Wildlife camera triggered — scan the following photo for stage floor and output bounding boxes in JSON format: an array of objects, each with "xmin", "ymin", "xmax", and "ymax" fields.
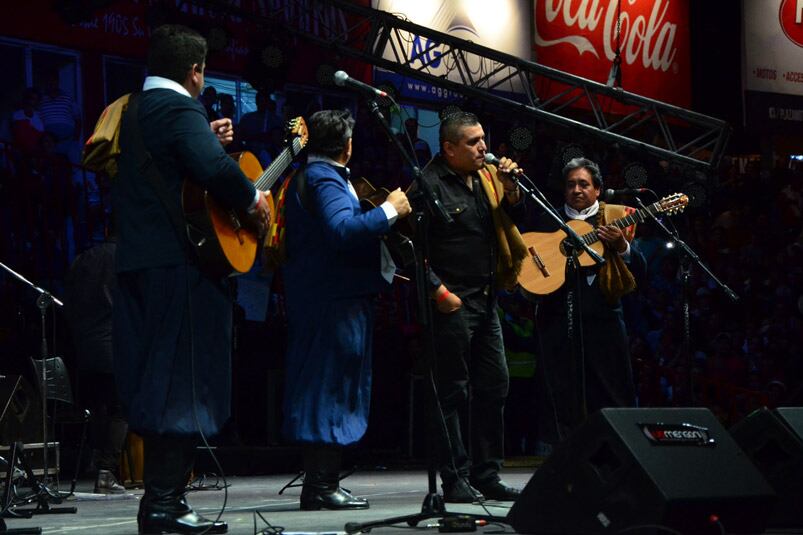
[
  {"xmin": 4, "ymin": 469, "xmax": 528, "ymax": 534},
  {"xmin": 3, "ymin": 468, "xmax": 798, "ymax": 534}
]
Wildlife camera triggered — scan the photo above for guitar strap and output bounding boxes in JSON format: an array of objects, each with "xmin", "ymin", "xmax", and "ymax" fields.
[
  {"xmin": 295, "ymin": 166, "xmax": 310, "ymax": 211},
  {"xmin": 123, "ymin": 93, "xmax": 194, "ymax": 258}
]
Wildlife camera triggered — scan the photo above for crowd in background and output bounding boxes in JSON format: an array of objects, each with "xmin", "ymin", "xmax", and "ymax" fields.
[{"xmin": 1, "ymin": 87, "xmax": 801, "ymax": 456}]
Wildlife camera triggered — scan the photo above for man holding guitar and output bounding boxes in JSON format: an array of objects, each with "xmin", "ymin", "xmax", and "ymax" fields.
[
  {"xmin": 281, "ymin": 109, "xmax": 411, "ymax": 511},
  {"xmin": 112, "ymin": 25, "xmax": 269, "ymax": 534},
  {"xmin": 533, "ymin": 157, "xmax": 646, "ymax": 450}
]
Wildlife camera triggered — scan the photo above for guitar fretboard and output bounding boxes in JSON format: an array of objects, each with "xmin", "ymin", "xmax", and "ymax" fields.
[
  {"xmin": 578, "ymin": 202, "xmax": 662, "ymax": 246},
  {"xmin": 253, "ymin": 137, "xmax": 304, "ymax": 192}
]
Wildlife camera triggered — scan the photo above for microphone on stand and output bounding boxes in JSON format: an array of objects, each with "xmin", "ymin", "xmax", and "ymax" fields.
[
  {"xmin": 603, "ymin": 187, "xmax": 649, "ymax": 202},
  {"xmin": 333, "ymin": 70, "xmax": 388, "ymax": 98},
  {"xmin": 483, "ymin": 153, "xmax": 524, "ymax": 174}
]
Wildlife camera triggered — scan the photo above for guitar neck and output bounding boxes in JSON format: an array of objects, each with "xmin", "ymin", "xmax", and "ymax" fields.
[
  {"xmin": 253, "ymin": 138, "xmax": 303, "ymax": 192},
  {"xmin": 579, "ymin": 202, "xmax": 662, "ymax": 246}
]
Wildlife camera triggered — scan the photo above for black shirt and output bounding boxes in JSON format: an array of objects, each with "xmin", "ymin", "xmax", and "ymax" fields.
[{"xmin": 415, "ymin": 154, "xmax": 514, "ymax": 295}]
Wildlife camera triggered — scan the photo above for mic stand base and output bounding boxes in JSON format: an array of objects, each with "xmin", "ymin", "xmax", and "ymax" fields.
[
  {"xmin": 0, "ymin": 520, "xmax": 42, "ymax": 535},
  {"xmin": 345, "ymin": 493, "xmax": 502, "ymax": 534},
  {"xmin": 5, "ymin": 444, "xmax": 76, "ymax": 517}
]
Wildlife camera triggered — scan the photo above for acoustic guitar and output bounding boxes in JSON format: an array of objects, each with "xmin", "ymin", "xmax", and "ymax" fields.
[
  {"xmin": 351, "ymin": 176, "xmax": 416, "ymax": 271},
  {"xmin": 518, "ymin": 193, "xmax": 688, "ymax": 296},
  {"xmin": 182, "ymin": 117, "xmax": 308, "ymax": 277}
]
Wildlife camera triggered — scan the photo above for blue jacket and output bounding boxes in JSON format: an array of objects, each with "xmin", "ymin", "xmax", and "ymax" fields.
[{"xmin": 282, "ymin": 160, "xmax": 390, "ymax": 305}]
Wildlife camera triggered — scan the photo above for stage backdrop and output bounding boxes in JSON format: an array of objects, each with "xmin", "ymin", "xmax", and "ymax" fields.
[
  {"xmin": 371, "ymin": 0, "xmax": 532, "ymax": 103},
  {"xmin": 0, "ymin": 0, "xmax": 372, "ymax": 84},
  {"xmin": 743, "ymin": 0, "xmax": 803, "ymax": 133},
  {"xmin": 532, "ymin": 0, "xmax": 691, "ymax": 111}
]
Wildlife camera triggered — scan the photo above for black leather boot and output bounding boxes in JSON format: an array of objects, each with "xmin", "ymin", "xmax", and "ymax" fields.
[
  {"xmin": 299, "ymin": 445, "xmax": 369, "ymax": 511},
  {"xmin": 138, "ymin": 435, "xmax": 227, "ymax": 534},
  {"xmin": 138, "ymin": 491, "xmax": 228, "ymax": 534}
]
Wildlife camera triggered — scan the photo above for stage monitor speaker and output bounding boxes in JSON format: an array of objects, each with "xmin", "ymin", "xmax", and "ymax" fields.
[
  {"xmin": 730, "ymin": 407, "xmax": 803, "ymax": 529},
  {"xmin": 0, "ymin": 374, "xmax": 42, "ymax": 445},
  {"xmin": 508, "ymin": 408, "xmax": 776, "ymax": 534}
]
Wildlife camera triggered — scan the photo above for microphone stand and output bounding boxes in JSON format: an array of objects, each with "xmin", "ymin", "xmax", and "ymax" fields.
[
  {"xmin": 344, "ymin": 98, "xmax": 503, "ymax": 534},
  {"xmin": 510, "ymin": 172, "xmax": 605, "ymax": 430},
  {"xmin": 631, "ymin": 197, "xmax": 738, "ymax": 405},
  {"xmin": 0, "ymin": 262, "xmax": 76, "ymax": 517}
]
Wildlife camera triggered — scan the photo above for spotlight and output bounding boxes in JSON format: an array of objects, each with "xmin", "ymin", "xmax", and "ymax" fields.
[
  {"xmin": 316, "ymin": 64, "xmax": 336, "ymax": 86},
  {"xmin": 559, "ymin": 143, "xmax": 585, "ymax": 165},
  {"xmin": 623, "ymin": 162, "xmax": 648, "ymax": 188},
  {"xmin": 439, "ymin": 105, "xmax": 462, "ymax": 120},
  {"xmin": 261, "ymin": 46, "xmax": 284, "ymax": 69},
  {"xmin": 665, "ymin": 241, "xmax": 675, "ymax": 249},
  {"xmin": 509, "ymin": 126, "xmax": 533, "ymax": 151}
]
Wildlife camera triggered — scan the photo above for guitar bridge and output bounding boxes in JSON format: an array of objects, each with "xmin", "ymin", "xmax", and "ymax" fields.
[
  {"xmin": 228, "ymin": 211, "xmax": 245, "ymax": 245},
  {"xmin": 528, "ymin": 246, "xmax": 550, "ymax": 277}
]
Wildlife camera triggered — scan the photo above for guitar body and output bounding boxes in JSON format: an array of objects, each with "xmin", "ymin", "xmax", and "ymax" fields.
[
  {"xmin": 517, "ymin": 193, "xmax": 689, "ymax": 297},
  {"xmin": 518, "ymin": 219, "xmax": 604, "ymax": 296},
  {"xmin": 180, "ymin": 117, "xmax": 308, "ymax": 278},
  {"xmin": 182, "ymin": 151, "xmax": 275, "ymax": 277}
]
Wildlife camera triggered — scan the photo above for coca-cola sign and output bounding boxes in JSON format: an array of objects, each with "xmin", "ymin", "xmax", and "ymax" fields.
[
  {"xmin": 780, "ymin": 0, "xmax": 803, "ymax": 48},
  {"xmin": 532, "ymin": 0, "xmax": 691, "ymax": 109}
]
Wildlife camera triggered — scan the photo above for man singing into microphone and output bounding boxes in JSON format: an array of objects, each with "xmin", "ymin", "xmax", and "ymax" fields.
[
  {"xmin": 534, "ymin": 157, "xmax": 646, "ymax": 449},
  {"xmin": 413, "ymin": 111, "xmax": 528, "ymax": 503}
]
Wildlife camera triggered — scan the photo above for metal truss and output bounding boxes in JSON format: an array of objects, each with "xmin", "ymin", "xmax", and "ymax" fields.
[{"xmin": 202, "ymin": 0, "xmax": 731, "ymax": 171}]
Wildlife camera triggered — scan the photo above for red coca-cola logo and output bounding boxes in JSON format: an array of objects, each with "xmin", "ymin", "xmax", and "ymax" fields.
[
  {"xmin": 533, "ymin": 0, "xmax": 680, "ymax": 72},
  {"xmin": 780, "ymin": 0, "xmax": 803, "ymax": 48},
  {"xmin": 531, "ymin": 0, "xmax": 691, "ymax": 108}
]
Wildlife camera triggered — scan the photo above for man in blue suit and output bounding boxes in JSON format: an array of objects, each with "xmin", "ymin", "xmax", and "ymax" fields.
[
  {"xmin": 112, "ymin": 25, "xmax": 270, "ymax": 534},
  {"xmin": 282, "ymin": 109, "xmax": 411, "ymax": 510}
]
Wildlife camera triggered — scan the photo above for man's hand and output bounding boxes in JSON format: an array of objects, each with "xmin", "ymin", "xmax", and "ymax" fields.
[
  {"xmin": 210, "ymin": 118, "xmax": 234, "ymax": 147},
  {"xmin": 432, "ymin": 284, "xmax": 462, "ymax": 313},
  {"xmin": 248, "ymin": 192, "xmax": 271, "ymax": 236},
  {"xmin": 495, "ymin": 156, "xmax": 521, "ymax": 201},
  {"xmin": 597, "ymin": 224, "xmax": 628, "ymax": 254},
  {"xmin": 387, "ymin": 188, "xmax": 412, "ymax": 218}
]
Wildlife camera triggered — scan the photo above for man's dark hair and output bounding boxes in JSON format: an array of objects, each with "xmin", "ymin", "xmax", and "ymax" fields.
[
  {"xmin": 562, "ymin": 157, "xmax": 603, "ymax": 189},
  {"xmin": 306, "ymin": 109, "xmax": 355, "ymax": 160},
  {"xmin": 439, "ymin": 111, "xmax": 480, "ymax": 149},
  {"xmin": 147, "ymin": 24, "xmax": 207, "ymax": 84}
]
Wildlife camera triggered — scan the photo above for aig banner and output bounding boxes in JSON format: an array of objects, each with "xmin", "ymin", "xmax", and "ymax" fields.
[
  {"xmin": 371, "ymin": 0, "xmax": 532, "ymax": 102},
  {"xmin": 532, "ymin": 0, "xmax": 691, "ymax": 109},
  {"xmin": 743, "ymin": 0, "xmax": 803, "ymax": 131}
]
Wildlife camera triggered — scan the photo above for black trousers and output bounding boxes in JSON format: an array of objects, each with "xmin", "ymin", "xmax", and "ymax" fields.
[
  {"xmin": 80, "ymin": 371, "xmax": 128, "ymax": 473},
  {"xmin": 141, "ymin": 434, "xmax": 197, "ymax": 504},
  {"xmin": 430, "ymin": 292, "xmax": 509, "ymax": 485}
]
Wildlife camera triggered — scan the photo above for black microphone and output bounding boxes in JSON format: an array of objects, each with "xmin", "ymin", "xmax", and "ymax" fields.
[
  {"xmin": 603, "ymin": 187, "xmax": 648, "ymax": 201},
  {"xmin": 333, "ymin": 70, "xmax": 388, "ymax": 97},
  {"xmin": 483, "ymin": 153, "xmax": 523, "ymax": 174}
]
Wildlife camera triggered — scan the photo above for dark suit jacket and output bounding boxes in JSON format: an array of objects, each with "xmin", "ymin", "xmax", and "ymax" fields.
[{"xmin": 113, "ymin": 88, "xmax": 255, "ymax": 272}]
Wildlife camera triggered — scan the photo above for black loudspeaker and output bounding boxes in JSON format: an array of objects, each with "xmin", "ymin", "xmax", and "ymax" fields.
[
  {"xmin": 730, "ymin": 407, "xmax": 803, "ymax": 528},
  {"xmin": 508, "ymin": 408, "xmax": 776, "ymax": 534},
  {"xmin": 0, "ymin": 374, "xmax": 42, "ymax": 445}
]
